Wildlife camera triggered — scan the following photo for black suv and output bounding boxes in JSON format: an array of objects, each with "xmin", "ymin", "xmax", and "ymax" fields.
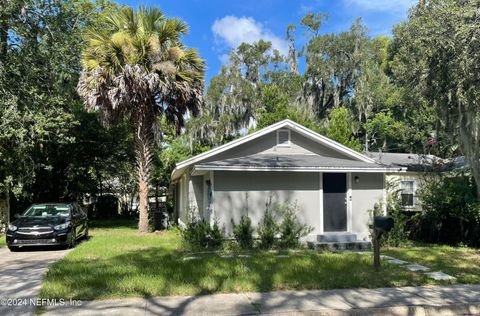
[{"xmin": 6, "ymin": 203, "xmax": 88, "ymax": 251}]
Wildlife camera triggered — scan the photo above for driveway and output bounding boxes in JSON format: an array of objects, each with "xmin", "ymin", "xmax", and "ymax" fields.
[{"xmin": 0, "ymin": 247, "xmax": 70, "ymax": 316}]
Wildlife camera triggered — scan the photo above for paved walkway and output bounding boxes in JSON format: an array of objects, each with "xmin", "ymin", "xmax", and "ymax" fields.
[
  {"xmin": 380, "ymin": 254, "xmax": 457, "ymax": 280},
  {"xmin": 43, "ymin": 284, "xmax": 480, "ymax": 315},
  {"xmin": 0, "ymin": 246, "xmax": 70, "ymax": 316}
]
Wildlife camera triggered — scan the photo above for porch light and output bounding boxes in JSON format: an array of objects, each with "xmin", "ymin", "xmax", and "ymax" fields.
[{"xmin": 354, "ymin": 176, "xmax": 360, "ymax": 183}]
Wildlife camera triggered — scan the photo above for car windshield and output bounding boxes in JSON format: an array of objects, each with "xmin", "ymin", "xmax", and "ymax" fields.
[{"xmin": 22, "ymin": 205, "xmax": 71, "ymax": 217}]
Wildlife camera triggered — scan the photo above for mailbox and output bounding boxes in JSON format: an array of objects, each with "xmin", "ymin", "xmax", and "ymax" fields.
[
  {"xmin": 373, "ymin": 216, "xmax": 394, "ymax": 233},
  {"xmin": 372, "ymin": 216, "xmax": 394, "ymax": 272}
]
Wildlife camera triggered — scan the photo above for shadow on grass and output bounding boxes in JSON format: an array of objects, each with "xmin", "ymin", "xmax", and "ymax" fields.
[
  {"xmin": 90, "ymin": 218, "xmax": 138, "ymax": 229},
  {"xmin": 41, "ymin": 245, "xmax": 430, "ymax": 303},
  {"xmin": 40, "ymin": 245, "xmax": 480, "ymax": 315}
]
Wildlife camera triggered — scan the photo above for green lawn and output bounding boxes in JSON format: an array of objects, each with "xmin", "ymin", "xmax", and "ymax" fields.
[
  {"xmin": 384, "ymin": 244, "xmax": 480, "ymax": 284},
  {"xmin": 0, "ymin": 234, "xmax": 5, "ymax": 248},
  {"xmin": 40, "ymin": 219, "xmax": 477, "ymax": 300}
]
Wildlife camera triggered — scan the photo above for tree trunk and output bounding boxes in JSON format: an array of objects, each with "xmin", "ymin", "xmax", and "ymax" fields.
[
  {"xmin": 458, "ymin": 103, "xmax": 480, "ymax": 200},
  {"xmin": 136, "ymin": 132, "xmax": 152, "ymax": 234}
]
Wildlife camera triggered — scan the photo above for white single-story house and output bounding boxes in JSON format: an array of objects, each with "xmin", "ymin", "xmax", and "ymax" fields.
[
  {"xmin": 366, "ymin": 153, "xmax": 467, "ymax": 212},
  {"xmin": 171, "ymin": 120, "xmax": 405, "ymax": 246},
  {"xmin": 366, "ymin": 153, "xmax": 438, "ymax": 212}
]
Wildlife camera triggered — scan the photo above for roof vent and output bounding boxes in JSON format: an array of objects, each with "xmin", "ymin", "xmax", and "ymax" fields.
[{"xmin": 277, "ymin": 129, "xmax": 290, "ymax": 147}]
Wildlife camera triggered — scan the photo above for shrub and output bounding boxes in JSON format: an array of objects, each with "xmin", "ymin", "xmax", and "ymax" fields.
[
  {"xmin": 209, "ymin": 220, "xmax": 224, "ymax": 249},
  {"xmin": 411, "ymin": 172, "xmax": 480, "ymax": 247},
  {"xmin": 180, "ymin": 210, "xmax": 224, "ymax": 249},
  {"xmin": 232, "ymin": 216, "xmax": 254, "ymax": 249},
  {"xmin": 383, "ymin": 194, "xmax": 411, "ymax": 247},
  {"xmin": 278, "ymin": 202, "xmax": 313, "ymax": 249},
  {"xmin": 257, "ymin": 206, "xmax": 279, "ymax": 249}
]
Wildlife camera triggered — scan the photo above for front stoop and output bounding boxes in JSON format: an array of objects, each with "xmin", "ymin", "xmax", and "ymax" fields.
[{"xmin": 307, "ymin": 233, "xmax": 372, "ymax": 251}]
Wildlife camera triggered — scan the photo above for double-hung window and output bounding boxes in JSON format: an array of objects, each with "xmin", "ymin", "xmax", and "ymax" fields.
[{"xmin": 400, "ymin": 180, "xmax": 416, "ymax": 207}]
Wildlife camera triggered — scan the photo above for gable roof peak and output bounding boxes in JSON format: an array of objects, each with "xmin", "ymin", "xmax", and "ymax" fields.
[{"xmin": 171, "ymin": 119, "xmax": 375, "ymax": 180}]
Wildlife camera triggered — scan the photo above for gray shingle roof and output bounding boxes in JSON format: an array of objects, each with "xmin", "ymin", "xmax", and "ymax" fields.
[
  {"xmin": 196, "ymin": 154, "xmax": 397, "ymax": 170},
  {"xmin": 366, "ymin": 152, "xmax": 439, "ymax": 168},
  {"xmin": 365, "ymin": 152, "xmax": 467, "ymax": 172}
]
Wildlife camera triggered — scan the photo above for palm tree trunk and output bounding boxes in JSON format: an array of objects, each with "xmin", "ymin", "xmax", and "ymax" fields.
[{"xmin": 136, "ymin": 129, "xmax": 152, "ymax": 234}]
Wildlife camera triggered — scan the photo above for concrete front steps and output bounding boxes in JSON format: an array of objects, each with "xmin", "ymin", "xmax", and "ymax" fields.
[{"xmin": 307, "ymin": 233, "xmax": 372, "ymax": 251}]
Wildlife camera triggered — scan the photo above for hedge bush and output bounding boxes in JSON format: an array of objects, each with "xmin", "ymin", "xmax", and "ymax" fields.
[
  {"xmin": 411, "ymin": 173, "xmax": 480, "ymax": 247},
  {"xmin": 232, "ymin": 216, "xmax": 254, "ymax": 249},
  {"xmin": 180, "ymin": 210, "xmax": 223, "ymax": 249}
]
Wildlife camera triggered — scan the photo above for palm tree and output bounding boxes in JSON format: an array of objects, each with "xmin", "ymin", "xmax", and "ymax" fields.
[{"xmin": 78, "ymin": 6, "xmax": 205, "ymax": 233}]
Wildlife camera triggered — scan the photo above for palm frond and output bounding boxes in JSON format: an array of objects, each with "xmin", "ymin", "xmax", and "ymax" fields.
[{"xmin": 78, "ymin": 5, "xmax": 205, "ymax": 131}]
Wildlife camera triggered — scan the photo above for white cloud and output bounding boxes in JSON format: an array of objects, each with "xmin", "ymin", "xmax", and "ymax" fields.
[
  {"xmin": 219, "ymin": 53, "xmax": 230, "ymax": 65},
  {"xmin": 346, "ymin": 0, "xmax": 416, "ymax": 12},
  {"xmin": 212, "ymin": 16, "xmax": 288, "ymax": 57}
]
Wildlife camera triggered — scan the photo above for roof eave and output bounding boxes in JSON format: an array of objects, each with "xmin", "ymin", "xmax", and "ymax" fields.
[{"xmin": 191, "ymin": 165, "xmax": 406, "ymax": 175}]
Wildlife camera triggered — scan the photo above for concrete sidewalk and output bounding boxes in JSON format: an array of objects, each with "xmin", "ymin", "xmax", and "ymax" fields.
[
  {"xmin": 43, "ymin": 284, "xmax": 480, "ymax": 316},
  {"xmin": 0, "ymin": 247, "xmax": 70, "ymax": 316}
]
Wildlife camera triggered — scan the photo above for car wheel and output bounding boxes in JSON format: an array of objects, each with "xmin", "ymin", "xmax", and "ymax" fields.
[
  {"xmin": 70, "ymin": 231, "xmax": 77, "ymax": 248},
  {"xmin": 8, "ymin": 246, "xmax": 18, "ymax": 252},
  {"xmin": 84, "ymin": 225, "xmax": 89, "ymax": 240}
]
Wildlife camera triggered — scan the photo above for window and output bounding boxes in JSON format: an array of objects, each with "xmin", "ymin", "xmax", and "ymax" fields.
[
  {"xmin": 277, "ymin": 129, "xmax": 290, "ymax": 147},
  {"xmin": 400, "ymin": 180, "xmax": 416, "ymax": 207}
]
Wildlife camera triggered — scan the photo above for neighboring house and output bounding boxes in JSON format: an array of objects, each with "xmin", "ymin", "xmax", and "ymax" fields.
[
  {"xmin": 171, "ymin": 119, "xmax": 405, "ymax": 248},
  {"xmin": 366, "ymin": 153, "xmax": 440, "ymax": 212},
  {"xmin": 366, "ymin": 153, "xmax": 467, "ymax": 212}
]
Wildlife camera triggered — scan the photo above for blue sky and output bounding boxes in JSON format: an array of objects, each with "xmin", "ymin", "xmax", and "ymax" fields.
[{"xmin": 116, "ymin": 0, "xmax": 416, "ymax": 82}]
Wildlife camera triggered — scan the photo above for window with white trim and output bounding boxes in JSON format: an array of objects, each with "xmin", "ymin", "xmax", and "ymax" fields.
[
  {"xmin": 400, "ymin": 180, "xmax": 416, "ymax": 207},
  {"xmin": 277, "ymin": 129, "xmax": 290, "ymax": 147}
]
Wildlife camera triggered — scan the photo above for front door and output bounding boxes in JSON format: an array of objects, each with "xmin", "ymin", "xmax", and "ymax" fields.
[{"xmin": 323, "ymin": 173, "xmax": 347, "ymax": 232}]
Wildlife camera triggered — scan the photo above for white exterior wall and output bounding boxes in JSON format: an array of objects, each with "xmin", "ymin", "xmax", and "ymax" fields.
[
  {"xmin": 213, "ymin": 171, "xmax": 321, "ymax": 236},
  {"xmin": 351, "ymin": 172, "xmax": 385, "ymax": 241},
  {"xmin": 189, "ymin": 176, "xmax": 204, "ymax": 215},
  {"xmin": 180, "ymin": 170, "xmax": 386, "ymax": 241},
  {"xmin": 178, "ymin": 174, "xmax": 189, "ymax": 225},
  {"xmin": 386, "ymin": 172, "xmax": 426, "ymax": 212}
]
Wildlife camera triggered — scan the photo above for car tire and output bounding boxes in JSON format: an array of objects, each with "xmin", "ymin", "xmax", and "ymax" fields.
[
  {"xmin": 70, "ymin": 231, "xmax": 77, "ymax": 248},
  {"xmin": 84, "ymin": 225, "xmax": 89, "ymax": 240},
  {"xmin": 8, "ymin": 246, "xmax": 18, "ymax": 252}
]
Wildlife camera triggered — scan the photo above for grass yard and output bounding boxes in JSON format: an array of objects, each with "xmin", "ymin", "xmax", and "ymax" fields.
[
  {"xmin": 40, "ymin": 219, "xmax": 476, "ymax": 300},
  {"xmin": 0, "ymin": 234, "xmax": 5, "ymax": 247},
  {"xmin": 384, "ymin": 244, "xmax": 480, "ymax": 284}
]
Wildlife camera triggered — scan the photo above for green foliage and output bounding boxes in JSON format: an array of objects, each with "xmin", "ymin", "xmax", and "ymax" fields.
[
  {"xmin": 255, "ymin": 84, "xmax": 322, "ymax": 134},
  {"xmin": 0, "ymin": 0, "xmax": 132, "ymax": 213},
  {"xmin": 383, "ymin": 194, "xmax": 410, "ymax": 247},
  {"xmin": 389, "ymin": 0, "xmax": 480, "ymax": 194},
  {"xmin": 412, "ymin": 173, "xmax": 480, "ymax": 247},
  {"xmin": 257, "ymin": 206, "xmax": 279, "ymax": 249},
  {"xmin": 300, "ymin": 12, "xmax": 327, "ymax": 35},
  {"xmin": 364, "ymin": 112, "xmax": 406, "ymax": 152},
  {"xmin": 256, "ymin": 200, "xmax": 311, "ymax": 249},
  {"xmin": 326, "ymin": 107, "xmax": 362, "ymax": 151},
  {"xmin": 78, "ymin": 6, "xmax": 205, "ymax": 233},
  {"xmin": 278, "ymin": 202, "xmax": 313, "ymax": 249},
  {"xmin": 181, "ymin": 210, "xmax": 224, "ymax": 250},
  {"xmin": 209, "ymin": 220, "xmax": 224, "ymax": 249},
  {"xmin": 232, "ymin": 216, "xmax": 254, "ymax": 249}
]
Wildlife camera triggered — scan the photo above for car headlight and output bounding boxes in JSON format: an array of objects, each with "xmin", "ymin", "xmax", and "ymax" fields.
[
  {"xmin": 54, "ymin": 222, "xmax": 70, "ymax": 230},
  {"xmin": 8, "ymin": 223, "xmax": 17, "ymax": 231}
]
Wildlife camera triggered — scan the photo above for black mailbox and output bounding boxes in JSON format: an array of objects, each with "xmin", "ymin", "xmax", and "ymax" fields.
[{"xmin": 373, "ymin": 216, "xmax": 394, "ymax": 233}]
